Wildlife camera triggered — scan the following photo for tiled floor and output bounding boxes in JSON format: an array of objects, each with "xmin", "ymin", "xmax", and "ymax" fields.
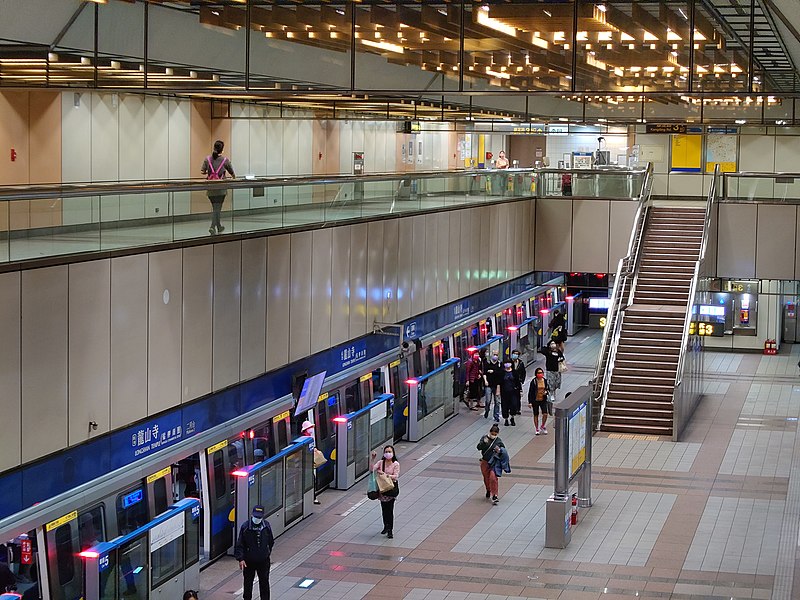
[{"xmin": 199, "ymin": 329, "xmax": 800, "ymax": 599}]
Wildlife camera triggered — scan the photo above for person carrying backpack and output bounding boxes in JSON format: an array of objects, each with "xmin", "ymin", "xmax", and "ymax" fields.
[
  {"xmin": 234, "ymin": 505, "xmax": 274, "ymax": 600},
  {"xmin": 201, "ymin": 140, "xmax": 236, "ymax": 235}
]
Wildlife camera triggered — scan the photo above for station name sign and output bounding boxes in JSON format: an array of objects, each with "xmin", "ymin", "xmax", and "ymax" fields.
[{"xmin": 646, "ymin": 123, "xmax": 687, "ymax": 134}]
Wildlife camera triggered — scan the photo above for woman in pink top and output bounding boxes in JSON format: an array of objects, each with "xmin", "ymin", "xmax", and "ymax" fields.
[{"xmin": 371, "ymin": 445, "xmax": 400, "ymax": 539}]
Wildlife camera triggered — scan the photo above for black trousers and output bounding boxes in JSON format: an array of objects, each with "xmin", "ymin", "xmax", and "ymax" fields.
[
  {"xmin": 380, "ymin": 499, "xmax": 395, "ymax": 531},
  {"xmin": 243, "ymin": 560, "xmax": 270, "ymax": 600},
  {"xmin": 500, "ymin": 392, "xmax": 519, "ymax": 419}
]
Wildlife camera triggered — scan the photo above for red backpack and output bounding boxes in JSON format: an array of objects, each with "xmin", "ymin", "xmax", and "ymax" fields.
[{"xmin": 206, "ymin": 156, "xmax": 227, "ymax": 180}]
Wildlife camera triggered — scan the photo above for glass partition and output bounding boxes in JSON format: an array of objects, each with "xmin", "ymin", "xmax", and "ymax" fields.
[
  {"xmin": 417, "ymin": 364, "xmax": 455, "ymax": 420},
  {"xmin": 259, "ymin": 464, "xmax": 282, "ymax": 518},
  {"xmin": 283, "ymin": 448, "xmax": 304, "ymax": 526},
  {"xmin": 117, "ymin": 536, "xmax": 148, "ymax": 600}
]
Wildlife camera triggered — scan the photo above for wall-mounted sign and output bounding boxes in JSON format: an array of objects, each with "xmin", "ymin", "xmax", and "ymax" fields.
[{"xmin": 646, "ymin": 123, "xmax": 687, "ymax": 134}]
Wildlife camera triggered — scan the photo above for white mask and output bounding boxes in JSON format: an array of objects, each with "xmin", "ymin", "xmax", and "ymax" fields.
[
  {"xmin": 251, "ymin": 517, "xmax": 263, "ymax": 525},
  {"xmin": 383, "ymin": 452, "xmax": 393, "ymax": 460}
]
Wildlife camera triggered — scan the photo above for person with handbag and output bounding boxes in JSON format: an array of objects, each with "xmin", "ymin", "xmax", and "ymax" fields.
[
  {"xmin": 477, "ymin": 423, "xmax": 505, "ymax": 505},
  {"xmin": 528, "ymin": 367, "xmax": 551, "ymax": 435},
  {"xmin": 539, "ymin": 340, "xmax": 566, "ymax": 409},
  {"xmin": 301, "ymin": 420, "xmax": 324, "ymax": 505},
  {"xmin": 370, "ymin": 446, "xmax": 400, "ymax": 539}
]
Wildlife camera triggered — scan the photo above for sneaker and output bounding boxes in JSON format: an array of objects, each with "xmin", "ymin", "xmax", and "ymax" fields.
[
  {"xmin": 510, "ymin": 418, "xmax": 516, "ymax": 426},
  {"xmin": 387, "ymin": 531, "xmax": 393, "ymax": 539},
  {"xmin": 380, "ymin": 527, "xmax": 388, "ymax": 534},
  {"xmin": 491, "ymin": 496, "xmax": 499, "ymax": 505},
  {"xmin": 217, "ymin": 225, "xmax": 225, "ymax": 233},
  {"xmin": 535, "ymin": 428, "xmax": 540, "ymax": 435},
  {"xmin": 313, "ymin": 499, "xmax": 321, "ymax": 505},
  {"xmin": 542, "ymin": 426, "xmax": 548, "ymax": 435},
  {"xmin": 504, "ymin": 419, "xmax": 509, "ymax": 426},
  {"xmin": 209, "ymin": 227, "xmax": 216, "ymax": 235},
  {"xmin": 494, "ymin": 419, "xmax": 500, "ymax": 424},
  {"xmin": 486, "ymin": 490, "xmax": 490, "ymax": 498},
  {"xmin": 484, "ymin": 413, "xmax": 488, "ymax": 419}
]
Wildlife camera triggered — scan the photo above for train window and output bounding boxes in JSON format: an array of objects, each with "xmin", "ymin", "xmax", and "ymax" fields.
[
  {"xmin": 252, "ymin": 424, "xmax": 276, "ymax": 459},
  {"xmin": 117, "ymin": 535, "xmax": 147, "ymax": 600},
  {"xmin": 212, "ymin": 451, "xmax": 226, "ymax": 500},
  {"xmin": 371, "ymin": 369, "xmax": 386, "ymax": 396},
  {"xmin": 229, "ymin": 439, "xmax": 245, "ymax": 470},
  {"xmin": 116, "ymin": 487, "xmax": 148, "ymax": 535},
  {"xmin": 78, "ymin": 506, "xmax": 105, "ymax": 551},
  {"xmin": 152, "ymin": 477, "xmax": 169, "ymax": 516},
  {"xmin": 151, "ymin": 527, "xmax": 184, "ymax": 589},
  {"xmin": 344, "ymin": 381, "xmax": 360, "ymax": 413},
  {"xmin": 276, "ymin": 419, "xmax": 289, "ymax": 451},
  {"xmin": 316, "ymin": 401, "xmax": 329, "ymax": 441},
  {"xmin": 54, "ymin": 525, "xmax": 75, "ymax": 585},
  {"xmin": 259, "ymin": 464, "xmax": 283, "ymax": 517},
  {"xmin": 184, "ymin": 507, "xmax": 200, "ymax": 568}
]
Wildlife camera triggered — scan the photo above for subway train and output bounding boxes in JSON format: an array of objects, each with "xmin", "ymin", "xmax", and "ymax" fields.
[{"xmin": 0, "ymin": 276, "xmax": 563, "ymax": 600}]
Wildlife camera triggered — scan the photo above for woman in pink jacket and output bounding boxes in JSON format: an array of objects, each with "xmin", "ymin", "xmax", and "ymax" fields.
[{"xmin": 371, "ymin": 446, "xmax": 400, "ymax": 539}]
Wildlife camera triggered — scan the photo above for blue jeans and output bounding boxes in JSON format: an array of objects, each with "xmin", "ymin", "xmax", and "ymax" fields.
[{"xmin": 484, "ymin": 387, "xmax": 500, "ymax": 421}]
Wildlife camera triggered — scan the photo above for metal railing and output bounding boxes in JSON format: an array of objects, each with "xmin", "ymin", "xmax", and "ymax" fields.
[
  {"xmin": 592, "ymin": 162, "xmax": 654, "ymax": 430},
  {"xmin": 721, "ymin": 171, "xmax": 800, "ymax": 203},
  {"xmin": 0, "ymin": 166, "xmax": 648, "ymax": 264}
]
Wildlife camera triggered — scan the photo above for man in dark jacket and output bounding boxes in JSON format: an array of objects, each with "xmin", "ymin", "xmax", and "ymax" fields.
[{"xmin": 234, "ymin": 505, "xmax": 274, "ymax": 600}]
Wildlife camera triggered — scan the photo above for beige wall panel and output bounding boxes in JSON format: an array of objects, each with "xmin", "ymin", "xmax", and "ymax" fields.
[
  {"xmin": 739, "ymin": 135, "xmax": 775, "ymax": 172},
  {"xmin": 571, "ymin": 199, "xmax": 610, "ymax": 273},
  {"xmin": 29, "ymin": 91, "xmax": 61, "ymax": 185},
  {"xmin": 240, "ymin": 237, "xmax": 267, "ymax": 379},
  {"xmin": 367, "ymin": 221, "xmax": 385, "ymax": 328},
  {"xmin": 213, "ymin": 241, "xmax": 242, "ymax": 389},
  {"xmin": 0, "ymin": 92, "xmax": 30, "ymax": 185},
  {"xmin": 410, "ymin": 215, "xmax": 426, "ymax": 316},
  {"xmin": 755, "ymin": 204, "xmax": 796, "ymax": 279},
  {"xmin": 479, "ymin": 206, "xmax": 491, "ymax": 290},
  {"xmin": 535, "ymin": 198, "xmax": 573, "ymax": 272},
  {"xmin": 330, "ymin": 226, "xmax": 351, "ymax": 345},
  {"xmin": 349, "ymin": 223, "xmax": 368, "ymax": 338},
  {"xmin": 289, "ymin": 231, "xmax": 313, "ymax": 362},
  {"xmin": 497, "ymin": 204, "xmax": 509, "ymax": 282},
  {"xmin": 716, "ymin": 204, "xmax": 757, "ymax": 278},
  {"xmin": 436, "ymin": 212, "xmax": 450, "ymax": 307},
  {"xmin": 310, "ymin": 229, "xmax": 333, "ymax": 353},
  {"xmin": 382, "ymin": 219, "xmax": 399, "ymax": 324},
  {"xmin": 528, "ymin": 199, "xmax": 537, "ymax": 271},
  {"xmin": 608, "ymin": 200, "xmax": 638, "ymax": 272},
  {"xmin": 448, "ymin": 211, "xmax": 461, "ymax": 302},
  {"xmin": 182, "ymin": 245, "xmax": 213, "ymax": 402},
  {"xmin": 148, "ymin": 250, "xmax": 183, "ymax": 414},
  {"xmin": 488, "ymin": 206, "xmax": 499, "ymax": 288},
  {"xmin": 267, "ymin": 235, "xmax": 291, "ymax": 369},
  {"xmin": 0, "ymin": 272, "xmax": 21, "ymax": 470},
  {"xmin": 189, "ymin": 101, "xmax": 213, "ymax": 213},
  {"xmin": 424, "ymin": 215, "xmax": 438, "ymax": 311},
  {"xmin": 775, "ymin": 136, "xmax": 800, "ymax": 172},
  {"xmin": 22, "ymin": 266, "xmax": 67, "ymax": 461},
  {"xmin": 68, "ymin": 260, "xmax": 110, "ymax": 445},
  {"xmin": 459, "ymin": 209, "xmax": 471, "ymax": 297},
  {"xmin": 111, "ymin": 255, "xmax": 148, "ymax": 427},
  {"xmin": 396, "ymin": 218, "xmax": 413, "ymax": 321},
  {"xmin": 470, "ymin": 208, "xmax": 482, "ymax": 294}
]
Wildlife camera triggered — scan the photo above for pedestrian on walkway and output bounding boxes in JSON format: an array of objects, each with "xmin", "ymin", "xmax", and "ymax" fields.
[
  {"xmin": 477, "ymin": 423, "xmax": 504, "ymax": 505},
  {"xmin": 499, "ymin": 362, "xmax": 521, "ymax": 427},
  {"xmin": 528, "ymin": 367, "xmax": 551, "ymax": 435},
  {"xmin": 548, "ymin": 309, "xmax": 567, "ymax": 353},
  {"xmin": 465, "ymin": 353, "xmax": 483, "ymax": 410},
  {"xmin": 234, "ymin": 505, "xmax": 274, "ymax": 600},
  {"xmin": 371, "ymin": 446, "xmax": 400, "ymax": 539},
  {"xmin": 539, "ymin": 340, "xmax": 565, "ymax": 409},
  {"xmin": 483, "ymin": 351, "xmax": 502, "ymax": 422},
  {"xmin": 510, "ymin": 350, "xmax": 526, "ymax": 416},
  {"xmin": 201, "ymin": 140, "xmax": 236, "ymax": 236}
]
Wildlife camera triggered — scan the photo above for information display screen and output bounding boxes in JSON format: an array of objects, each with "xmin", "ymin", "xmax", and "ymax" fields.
[
  {"xmin": 294, "ymin": 371, "xmax": 327, "ymax": 416},
  {"xmin": 569, "ymin": 401, "xmax": 588, "ymax": 479}
]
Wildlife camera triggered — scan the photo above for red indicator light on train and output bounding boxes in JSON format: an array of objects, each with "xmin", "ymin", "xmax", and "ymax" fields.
[
  {"xmin": 332, "ymin": 417, "xmax": 348, "ymax": 424},
  {"xmin": 249, "ymin": 430, "xmax": 255, "ymax": 439},
  {"xmin": 541, "ymin": 309, "xmax": 550, "ymax": 314},
  {"xmin": 508, "ymin": 326, "xmax": 518, "ymax": 332},
  {"xmin": 79, "ymin": 551, "xmax": 100, "ymax": 559},
  {"xmin": 566, "ymin": 296, "xmax": 574, "ymax": 300},
  {"xmin": 232, "ymin": 470, "xmax": 250, "ymax": 478},
  {"xmin": 406, "ymin": 379, "xmax": 419, "ymax": 386},
  {"xmin": 466, "ymin": 347, "xmax": 477, "ymax": 353}
]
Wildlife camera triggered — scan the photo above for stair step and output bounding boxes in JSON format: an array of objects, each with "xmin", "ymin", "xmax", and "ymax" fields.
[
  {"xmin": 607, "ymin": 388, "xmax": 674, "ymax": 400},
  {"xmin": 613, "ymin": 372, "xmax": 677, "ymax": 384},
  {"xmin": 610, "ymin": 382, "xmax": 675, "ymax": 394},
  {"xmin": 605, "ymin": 398, "xmax": 674, "ymax": 410},
  {"xmin": 604, "ymin": 407, "xmax": 674, "ymax": 420},
  {"xmin": 600, "ymin": 423, "xmax": 673, "ymax": 436}
]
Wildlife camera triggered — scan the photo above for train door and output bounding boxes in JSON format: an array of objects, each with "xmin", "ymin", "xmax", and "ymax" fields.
[
  {"xmin": 44, "ymin": 504, "xmax": 107, "ymax": 600},
  {"xmin": 314, "ymin": 392, "xmax": 339, "ymax": 490},
  {"xmin": 173, "ymin": 454, "xmax": 203, "ymax": 561},
  {"xmin": 389, "ymin": 359, "xmax": 409, "ymax": 441},
  {"xmin": 113, "ymin": 485, "xmax": 149, "ymax": 596},
  {"xmin": 272, "ymin": 411, "xmax": 292, "ymax": 453},
  {"xmin": 8, "ymin": 531, "xmax": 38, "ymax": 599},
  {"xmin": 202, "ymin": 438, "xmax": 241, "ymax": 561},
  {"xmin": 146, "ymin": 467, "xmax": 173, "ymax": 519}
]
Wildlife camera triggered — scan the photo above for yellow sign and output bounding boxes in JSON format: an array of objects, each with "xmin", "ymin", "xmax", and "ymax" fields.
[
  {"xmin": 207, "ymin": 440, "xmax": 228, "ymax": 455},
  {"xmin": 571, "ymin": 447, "xmax": 586, "ymax": 475},
  {"xmin": 276, "ymin": 410, "xmax": 291, "ymax": 422},
  {"xmin": 146, "ymin": 466, "xmax": 171, "ymax": 484},
  {"xmin": 670, "ymin": 134, "xmax": 702, "ymax": 172},
  {"xmin": 453, "ymin": 331, "xmax": 461, "ymax": 338},
  {"xmin": 46, "ymin": 511, "xmax": 78, "ymax": 532},
  {"xmin": 318, "ymin": 392, "xmax": 329, "ymax": 403},
  {"xmin": 433, "ymin": 340, "xmax": 441, "ymax": 347},
  {"xmin": 359, "ymin": 374, "xmax": 372, "ymax": 383},
  {"xmin": 599, "ymin": 317, "xmax": 607, "ymax": 328},
  {"xmin": 389, "ymin": 359, "xmax": 401, "ymax": 368}
]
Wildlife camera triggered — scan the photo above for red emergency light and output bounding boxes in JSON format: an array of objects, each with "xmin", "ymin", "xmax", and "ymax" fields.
[
  {"xmin": 332, "ymin": 416, "xmax": 348, "ymax": 424},
  {"xmin": 406, "ymin": 379, "xmax": 419, "ymax": 386},
  {"xmin": 79, "ymin": 551, "xmax": 100, "ymax": 559},
  {"xmin": 232, "ymin": 470, "xmax": 250, "ymax": 478}
]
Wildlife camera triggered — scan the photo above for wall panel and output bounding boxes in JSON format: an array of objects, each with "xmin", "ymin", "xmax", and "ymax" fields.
[
  {"xmin": 608, "ymin": 200, "xmax": 638, "ymax": 272},
  {"xmin": 92, "ymin": 94, "xmax": 119, "ymax": 222},
  {"xmin": 448, "ymin": 211, "xmax": 461, "ymax": 302},
  {"xmin": 411, "ymin": 215, "xmax": 427, "ymax": 316},
  {"xmin": 29, "ymin": 91, "xmax": 61, "ymax": 185},
  {"xmin": 349, "ymin": 223, "xmax": 368, "ymax": 338},
  {"xmin": 111, "ymin": 255, "xmax": 148, "ymax": 428},
  {"xmin": 22, "ymin": 266, "xmax": 68, "ymax": 462},
  {"xmin": 478, "ymin": 207, "xmax": 490, "ymax": 290},
  {"xmin": 0, "ymin": 92, "xmax": 30, "ymax": 186},
  {"xmin": 62, "ymin": 92, "xmax": 93, "ymax": 223},
  {"xmin": 571, "ymin": 199, "xmax": 610, "ymax": 273},
  {"xmin": 213, "ymin": 241, "xmax": 242, "ymax": 390},
  {"xmin": 311, "ymin": 229, "xmax": 333, "ymax": 353},
  {"xmin": 367, "ymin": 221, "xmax": 384, "ymax": 329},
  {"xmin": 119, "ymin": 95, "xmax": 146, "ymax": 219},
  {"xmin": 716, "ymin": 204, "xmax": 757, "ymax": 278},
  {"xmin": 68, "ymin": 261, "xmax": 110, "ymax": 445},
  {"xmin": 424, "ymin": 215, "xmax": 438, "ymax": 311},
  {"xmin": 0, "ymin": 273, "xmax": 21, "ymax": 470},
  {"xmin": 266, "ymin": 235, "xmax": 291, "ymax": 369},
  {"xmin": 148, "ymin": 250, "xmax": 183, "ymax": 414},
  {"xmin": 240, "ymin": 237, "xmax": 267, "ymax": 380},
  {"xmin": 289, "ymin": 231, "xmax": 313, "ymax": 362},
  {"xmin": 436, "ymin": 212, "xmax": 450, "ymax": 306},
  {"xmin": 144, "ymin": 96, "xmax": 170, "ymax": 217},
  {"xmin": 330, "ymin": 226, "xmax": 351, "ymax": 345},
  {"xmin": 182, "ymin": 245, "xmax": 213, "ymax": 402},
  {"xmin": 396, "ymin": 218, "xmax": 413, "ymax": 321},
  {"xmin": 535, "ymin": 199, "xmax": 573, "ymax": 272},
  {"xmin": 488, "ymin": 205, "xmax": 499, "ymax": 288},
  {"xmin": 755, "ymin": 204, "xmax": 796, "ymax": 279},
  {"xmin": 382, "ymin": 219, "xmax": 399, "ymax": 323}
]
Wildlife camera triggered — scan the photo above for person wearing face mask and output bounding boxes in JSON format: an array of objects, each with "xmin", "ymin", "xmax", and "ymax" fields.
[
  {"xmin": 477, "ymin": 423, "xmax": 505, "ymax": 504},
  {"xmin": 234, "ymin": 505, "xmax": 274, "ymax": 600},
  {"xmin": 371, "ymin": 446, "xmax": 400, "ymax": 539},
  {"xmin": 528, "ymin": 367, "xmax": 551, "ymax": 435},
  {"xmin": 499, "ymin": 362, "xmax": 521, "ymax": 426},
  {"xmin": 464, "ymin": 353, "xmax": 483, "ymax": 411},
  {"xmin": 482, "ymin": 351, "xmax": 502, "ymax": 422},
  {"xmin": 510, "ymin": 350, "xmax": 526, "ymax": 416},
  {"xmin": 538, "ymin": 340, "xmax": 565, "ymax": 409}
]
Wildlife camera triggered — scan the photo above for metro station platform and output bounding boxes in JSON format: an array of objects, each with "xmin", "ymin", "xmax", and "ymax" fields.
[{"xmin": 199, "ymin": 331, "xmax": 800, "ymax": 600}]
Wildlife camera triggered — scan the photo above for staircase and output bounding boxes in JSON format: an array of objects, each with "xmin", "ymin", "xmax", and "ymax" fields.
[{"xmin": 601, "ymin": 206, "xmax": 705, "ymax": 436}]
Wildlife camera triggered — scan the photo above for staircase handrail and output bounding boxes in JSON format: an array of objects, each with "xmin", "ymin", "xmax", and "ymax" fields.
[
  {"xmin": 592, "ymin": 162, "xmax": 654, "ymax": 428},
  {"xmin": 675, "ymin": 165, "xmax": 719, "ymax": 387},
  {"xmin": 624, "ymin": 163, "xmax": 655, "ymax": 306}
]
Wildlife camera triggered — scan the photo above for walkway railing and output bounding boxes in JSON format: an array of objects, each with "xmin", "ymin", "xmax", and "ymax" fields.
[{"xmin": 0, "ymin": 166, "xmax": 647, "ymax": 264}]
